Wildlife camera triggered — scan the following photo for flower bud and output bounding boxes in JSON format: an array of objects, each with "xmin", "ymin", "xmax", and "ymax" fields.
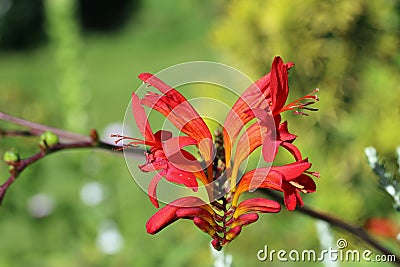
[
  {"xmin": 3, "ymin": 149, "xmax": 20, "ymax": 164},
  {"xmin": 225, "ymin": 226, "xmax": 242, "ymax": 241},
  {"xmin": 40, "ymin": 131, "xmax": 59, "ymax": 148}
]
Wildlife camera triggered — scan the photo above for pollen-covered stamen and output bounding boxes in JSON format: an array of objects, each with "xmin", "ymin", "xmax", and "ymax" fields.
[{"xmin": 280, "ymin": 88, "xmax": 319, "ymax": 115}]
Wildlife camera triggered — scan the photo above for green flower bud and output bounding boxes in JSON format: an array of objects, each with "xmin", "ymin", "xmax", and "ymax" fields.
[
  {"xmin": 40, "ymin": 131, "xmax": 59, "ymax": 148},
  {"xmin": 3, "ymin": 149, "xmax": 20, "ymax": 164}
]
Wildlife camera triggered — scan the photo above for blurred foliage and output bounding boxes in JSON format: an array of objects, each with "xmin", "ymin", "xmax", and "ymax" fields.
[
  {"xmin": 0, "ymin": 0, "xmax": 399, "ymax": 266},
  {"xmin": 0, "ymin": 0, "xmax": 46, "ymax": 50},
  {"xmin": 213, "ymin": 0, "xmax": 400, "ymax": 221},
  {"xmin": 44, "ymin": 0, "xmax": 87, "ymax": 131},
  {"xmin": 0, "ymin": 0, "xmax": 140, "ymax": 50},
  {"xmin": 78, "ymin": 0, "xmax": 141, "ymax": 32}
]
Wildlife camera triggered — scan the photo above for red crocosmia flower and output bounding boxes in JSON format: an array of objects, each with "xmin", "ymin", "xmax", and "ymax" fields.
[
  {"xmin": 139, "ymin": 73, "xmax": 214, "ymax": 179},
  {"xmin": 117, "ymin": 56, "xmax": 319, "ymax": 250},
  {"xmin": 271, "ymin": 159, "xmax": 317, "ymax": 210},
  {"xmin": 115, "ymin": 93, "xmax": 208, "ymax": 208}
]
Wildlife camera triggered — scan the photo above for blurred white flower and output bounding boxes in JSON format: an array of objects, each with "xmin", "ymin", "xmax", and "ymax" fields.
[
  {"xmin": 96, "ymin": 220, "xmax": 124, "ymax": 255},
  {"xmin": 27, "ymin": 193, "xmax": 55, "ymax": 218},
  {"xmin": 80, "ymin": 181, "xmax": 105, "ymax": 206}
]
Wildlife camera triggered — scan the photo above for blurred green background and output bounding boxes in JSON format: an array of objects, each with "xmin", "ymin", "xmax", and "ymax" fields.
[{"xmin": 0, "ymin": 0, "xmax": 399, "ymax": 266}]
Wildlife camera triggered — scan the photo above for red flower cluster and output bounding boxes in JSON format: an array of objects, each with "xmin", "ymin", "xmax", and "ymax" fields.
[{"xmin": 118, "ymin": 56, "xmax": 319, "ymax": 250}]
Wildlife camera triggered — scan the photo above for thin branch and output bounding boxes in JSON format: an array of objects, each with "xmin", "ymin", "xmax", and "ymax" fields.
[
  {"xmin": 261, "ymin": 189, "xmax": 400, "ymax": 265},
  {"xmin": 0, "ymin": 112, "xmax": 145, "ymax": 205},
  {"xmin": 0, "ymin": 111, "xmax": 91, "ymax": 142}
]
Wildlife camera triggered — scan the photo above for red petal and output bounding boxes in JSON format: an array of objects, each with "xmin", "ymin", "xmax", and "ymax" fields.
[
  {"xmin": 153, "ymin": 130, "xmax": 173, "ymax": 142},
  {"xmin": 246, "ymin": 108, "xmax": 278, "ymax": 163},
  {"xmin": 278, "ymin": 121, "xmax": 297, "ymax": 142},
  {"xmin": 270, "ymin": 159, "xmax": 311, "ymax": 180},
  {"xmin": 148, "ymin": 172, "xmax": 163, "ymax": 208},
  {"xmin": 233, "ymin": 198, "xmax": 281, "ymax": 218},
  {"xmin": 296, "ymin": 174, "xmax": 316, "ymax": 192},
  {"xmin": 193, "ymin": 217, "xmax": 217, "ymax": 236},
  {"xmin": 225, "ymin": 225, "xmax": 242, "ymax": 241},
  {"xmin": 176, "ymin": 207, "xmax": 216, "ymax": 227},
  {"xmin": 165, "ymin": 164, "xmax": 198, "ymax": 190},
  {"xmin": 228, "ymin": 213, "xmax": 259, "ymax": 228},
  {"xmin": 280, "ymin": 142, "xmax": 302, "ymax": 161},
  {"xmin": 131, "ymin": 93, "xmax": 155, "ymax": 143},
  {"xmin": 139, "ymin": 73, "xmax": 212, "ymax": 146},
  {"xmin": 233, "ymin": 168, "xmax": 282, "ymax": 206},
  {"xmin": 270, "ymin": 57, "xmax": 293, "ymax": 114},
  {"xmin": 283, "ymin": 183, "xmax": 297, "ymax": 211},
  {"xmin": 233, "ymin": 123, "xmax": 268, "ymax": 170},
  {"xmin": 146, "ymin": 196, "xmax": 208, "ymax": 234},
  {"xmin": 139, "ymin": 155, "xmax": 167, "ymax": 172}
]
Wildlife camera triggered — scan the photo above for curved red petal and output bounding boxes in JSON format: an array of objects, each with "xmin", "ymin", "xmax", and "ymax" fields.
[
  {"xmin": 146, "ymin": 196, "xmax": 208, "ymax": 234},
  {"xmin": 131, "ymin": 93, "xmax": 155, "ymax": 143},
  {"xmin": 233, "ymin": 169, "xmax": 282, "ymax": 206},
  {"xmin": 163, "ymin": 136, "xmax": 197, "ymax": 157},
  {"xmin": 148, "ymin": 172, "xmax": 163, "ymax": 208},
  {"xmin": 228, "ymin": 213, "xmax": 259, "ymax": 228},
  {"xmin": 283, "ymin": 183, "xmax": 297, "ymax": 211},
  {"xmin": 139, "ymin": 73, "xmax": 212, "ymax": 144},
  {"xmin": 270, "ymin": 159, "xmax": 311, "ymax": 180},
  {"xmin": 280, "ymin": 142, "xmax": 303, "ymax": 161},
  {"xmin": 270, "ymin": 57, "xmax": 292, "ymax": 114},
  {"xmin": 234, "ymin": 198, "xmax": 281, "ymax": 218},
  {"xmin": 278, "ymin": 121, "xmax": 297, "ymax": 142}
]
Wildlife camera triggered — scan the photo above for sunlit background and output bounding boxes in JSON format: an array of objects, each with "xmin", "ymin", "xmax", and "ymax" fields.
[{"xmin": 0, "ymin": 0, "xmax": 399, "ymax": 266}]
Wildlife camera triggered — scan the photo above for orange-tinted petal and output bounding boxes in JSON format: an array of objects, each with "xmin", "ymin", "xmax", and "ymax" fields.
[
  {"xmin": 233, "ymin": 169, "xmax": 282, "ymax": 206},
  {"xmin": 139, "ymin": 74, "xmax": 214, "ymax": 172},
  {"xmin": 228, "ymin": 213, "xmax": 259, "ymax": 228},
  {"xmin": 233, "ymin": 198, "xmax": 281, "ymax": 218}
]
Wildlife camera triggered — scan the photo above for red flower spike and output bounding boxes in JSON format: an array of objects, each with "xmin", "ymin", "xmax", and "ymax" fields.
[
  {"xmin": 121, "ymin": 56, "xmax": 319, "ymax": 250},
  {"xmin": 223, "ymin": 57, "xmax": 293, "ymax": 168}
]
